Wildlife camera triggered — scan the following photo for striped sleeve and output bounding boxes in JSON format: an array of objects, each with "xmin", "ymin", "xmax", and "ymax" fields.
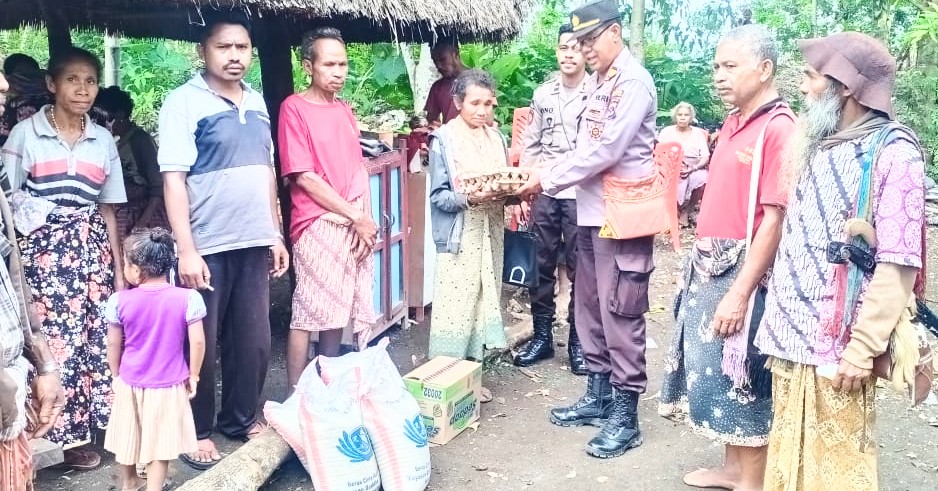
[{"xmin": 0, "ymin": 122, "xmax": 30, "ymax": 197}]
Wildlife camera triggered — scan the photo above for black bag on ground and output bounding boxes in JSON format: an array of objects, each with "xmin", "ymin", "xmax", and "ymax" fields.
[{"xmin": 503, "ymin": 228, "xmax": 539, "ymax": 288}]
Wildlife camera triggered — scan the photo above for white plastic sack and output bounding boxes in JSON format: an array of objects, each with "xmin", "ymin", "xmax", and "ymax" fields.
[
  {"xmin": 263, "ymin": 394, "xmax": 306, "ymax": 468},
  {"xmin": 298, "ymin": 360, "xmax": 381, "ymax": 491},
  {"xmin": 320, "ymin": 339, "xmax": 432, "ymax": 491}
]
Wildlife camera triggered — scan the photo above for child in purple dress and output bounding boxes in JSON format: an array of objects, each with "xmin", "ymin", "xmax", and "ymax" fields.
[{"xmin": 103, "ymin": 228, "xmax": 207, "ymax": 491}]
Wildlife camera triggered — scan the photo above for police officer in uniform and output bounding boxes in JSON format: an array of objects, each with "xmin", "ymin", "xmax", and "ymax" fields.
[
  {"xmin": 513, "ymin": 24, "xmax": 588, "ymax": 375},
  {"xmin": 519, "ymin": 0, "xmax": 658, "ymax": 459}
]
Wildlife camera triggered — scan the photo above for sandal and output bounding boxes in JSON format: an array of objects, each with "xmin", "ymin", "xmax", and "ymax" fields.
[
  {"xmin": 179, "ymin": 439, "xmax": 221, "ymax": 471},
  {"xmin": 110, "ymin": 478, "xmax": 175, "ymax": 491},
  {"xmin": 480, "ymin": 386, "xmax": 494, "ymax": 403},
  {"xmin": 60, "ymin": 448, "xmax": 101, "ymax": 471},
  {"xmin": 244, "ymin": 421, "xmax": 268, "ymax": 442}
]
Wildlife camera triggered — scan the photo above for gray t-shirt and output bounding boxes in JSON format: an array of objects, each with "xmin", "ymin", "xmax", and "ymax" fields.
[{"xmin": 158, "ymin": 75, "xmax": 278, "ymax": 256}]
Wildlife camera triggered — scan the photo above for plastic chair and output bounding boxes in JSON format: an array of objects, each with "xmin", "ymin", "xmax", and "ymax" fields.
[{"xmin": 508, "ymin": 107, "xmax": 533, "ymax": 167}]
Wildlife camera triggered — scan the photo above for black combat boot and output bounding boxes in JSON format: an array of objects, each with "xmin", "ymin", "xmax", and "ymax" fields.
[
  {"xmin": 584, "ymin": 388, "xmax": 642, "ymax": 458},
  {"xmin": 513, "ymin": 316, "xmax": 555, "ymax": 367},
  {"xmin": 566, "ymin": 319, "xmax": 587, "ymax": 376},
  {"xmin": 549, "ymin": 372, "xmax": 613, "ymax": 427}
]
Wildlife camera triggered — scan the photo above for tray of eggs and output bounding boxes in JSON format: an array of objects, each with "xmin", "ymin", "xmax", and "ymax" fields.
[{"xmin": 457, "ymin": 167, "xmax": 531, "ymax": 197}]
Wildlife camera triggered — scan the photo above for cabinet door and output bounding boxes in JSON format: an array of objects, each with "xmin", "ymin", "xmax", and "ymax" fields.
[
  {"xmin": 369, "ymin": 171, "xmax": 385, "ymax": 321},
  {"xmin": 386, "ymin": 161, "xmax": 407, "ymax": 319}
]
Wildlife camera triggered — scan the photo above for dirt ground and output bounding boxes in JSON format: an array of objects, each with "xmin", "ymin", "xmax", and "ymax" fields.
[{"xmin": 34, "ymin": 232, "xmax": 938, "ymax": 490}]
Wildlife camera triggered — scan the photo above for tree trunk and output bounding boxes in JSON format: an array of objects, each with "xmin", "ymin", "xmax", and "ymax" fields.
[
  {"xmin": 629, "ymin": 0, "xmax": 646, "ymax": 64},
  {"xmin": 400, "ymin": 43, "xmax": 438, "ymax": 116},
  {"xmin": 175, "ymin": 429, "xmax": 292, "ymax": 491}
]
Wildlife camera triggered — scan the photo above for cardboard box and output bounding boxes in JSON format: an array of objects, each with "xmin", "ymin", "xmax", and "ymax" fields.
[{"xmin": 404, "ymin": 356, "xmax": 482, "ymax": 445}]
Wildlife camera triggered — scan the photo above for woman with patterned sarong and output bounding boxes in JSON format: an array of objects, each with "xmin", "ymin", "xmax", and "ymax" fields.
[
  {"xmin": 428, "ymin": 69, "xmax": 510, "ymax": 362},
  {"xmin": 278, "ymin": 28, "xmax": 378, "ymax": 390},
  {"xmin": 0, "ymin": 48, "xmax": 126, "ymax": 471}
]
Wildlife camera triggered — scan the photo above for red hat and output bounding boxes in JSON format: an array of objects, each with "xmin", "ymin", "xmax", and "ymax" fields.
[{"xmin": 798, "ymin": 32, "xmax": 897, "ymax": 119}]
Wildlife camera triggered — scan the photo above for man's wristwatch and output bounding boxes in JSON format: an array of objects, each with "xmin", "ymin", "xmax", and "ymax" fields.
[{"xmin": 36, "ymin": 361, "xmax": 59, "ymax": 375}]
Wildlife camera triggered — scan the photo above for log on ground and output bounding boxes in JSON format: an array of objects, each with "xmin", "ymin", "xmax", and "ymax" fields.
[{"xmin": 176, "ymin": 429, "xmax": 293, "ymax": 491}]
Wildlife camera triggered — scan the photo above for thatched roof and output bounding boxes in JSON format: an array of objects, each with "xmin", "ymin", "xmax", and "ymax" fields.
[{"xmin": 0, "ymin": 0, "xmax": 533, "ymax": 43}]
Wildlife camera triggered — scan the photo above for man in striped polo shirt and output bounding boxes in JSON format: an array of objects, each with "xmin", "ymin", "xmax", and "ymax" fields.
[{"xmin": 158, "ymin": 12, "xmax": 289, "ymax": 469}]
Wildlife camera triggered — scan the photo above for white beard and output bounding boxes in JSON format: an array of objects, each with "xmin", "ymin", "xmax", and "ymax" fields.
[{"xmin": 781, "ymin": 84, "xmax": 844, "ymax": 192}]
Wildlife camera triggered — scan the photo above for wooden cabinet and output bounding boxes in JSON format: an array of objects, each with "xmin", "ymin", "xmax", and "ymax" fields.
[{"xmin": 365, "ymin": 143, "xmax": 409, "ymax": 339}]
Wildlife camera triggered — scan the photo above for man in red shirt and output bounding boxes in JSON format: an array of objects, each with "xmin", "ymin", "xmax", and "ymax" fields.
[
  {"xmin": 424, "ymin": 39, "xmax": 465, "ymax": 126},
  {"xmin": 278, "ymin": 27, "xmax": 379, "ymax": 389},
  {"xmin": 658, "ymin": 24, "xmax": 795, "ymax": 490}
]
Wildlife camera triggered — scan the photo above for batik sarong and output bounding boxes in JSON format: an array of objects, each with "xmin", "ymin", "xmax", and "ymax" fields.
[
  {"xmin": 290, "ymin": 198, "xmax": 376, "ymax": 348},
  {"xmin": 765, "ymin": 358, "xmax": 877, "ymax": 491}
]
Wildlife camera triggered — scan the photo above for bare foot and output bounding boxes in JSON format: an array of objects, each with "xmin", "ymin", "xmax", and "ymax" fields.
[
  {"xmin": 679, "ymin": 212, "xmax": 690, "ymax": 228},
  {"xmin": 683, "ymin": 467, "xmax": 739, "ymax": 490}
]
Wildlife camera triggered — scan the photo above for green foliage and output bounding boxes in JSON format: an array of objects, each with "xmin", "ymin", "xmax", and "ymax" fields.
[
  {"xmin": 906, "ymin": 2, "xmax": 938, "ymax": 65},
  {"xmin": 341, "ymin": 43, "xmax": 412, "ymax": 122},
  {"xmin": 895, "ymin": 68, "xmax": 938, "ymax": 177},
  {"xmin": 645, "ymin": 49, "xmax": 722, "ymax": 126},
  {"xmin": 898, "ymin": 2, "xmax": 938, "ymax": 178},
  {"xmin": 118, "ymin": 40, "xmax": 199, "ymax": 130},
  {"xmin": 0, "ymin": 25, "xmax": 53, "ymax": 68},
  {"xmin": 460, "ymin": 43, "xmax": 540, "ymax": 128},
  {"xmin": 461, "ymin": 0, "xmax": 565, "ymax": 129},
  {"xmin": 752, "ymin": 0, "xmax": 920, "ymax": 52}
]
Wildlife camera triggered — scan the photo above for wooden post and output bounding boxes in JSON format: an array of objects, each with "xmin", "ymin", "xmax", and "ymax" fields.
[
  {"xmin": 38, "ymin": 0, "xmax": 72, "ymax": 59},
  {"xmin": 104, "ymin": 32, "xmax": 121, "ymax": 87},
  {"xmin": 254, "ymin": 17, "xmax": 296, "ymax": 286}
]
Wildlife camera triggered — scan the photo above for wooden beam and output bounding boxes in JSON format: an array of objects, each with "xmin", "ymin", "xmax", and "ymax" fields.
[
  {"xmin": 255, "ymin": 17, "xmax": 297, "ymax": 286},
  {"xmin": 175, "ymin": 429, "xmax": 292, "ymax": 491},
  {"xmin": 38, "ymin": 0, "xmax": 72, "ymax": 59},
  {"xmin": 30, "ymin": 438, "xmax": 63, "ymax": 471}
]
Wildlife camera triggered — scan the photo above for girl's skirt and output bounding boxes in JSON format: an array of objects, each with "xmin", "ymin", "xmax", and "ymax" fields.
[{"xmin": 103, "ymin": 378, "xmax": 197, "ymax": 465}]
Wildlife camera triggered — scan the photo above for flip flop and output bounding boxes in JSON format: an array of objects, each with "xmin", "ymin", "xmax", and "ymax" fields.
[
  {"xmin": 179, "ymin": 452, "xmax": 218, "ymax": 471},
  {"xmin": 243, "ymin": 421, "xmax": 269, "ymax": 442},
  {"xmin": 219, "ymin": 421, "xmax": 269, "ymax": 443},
  {"xmin": 179, "ymin": 441, "xmax": 221, "ymax": 471}
]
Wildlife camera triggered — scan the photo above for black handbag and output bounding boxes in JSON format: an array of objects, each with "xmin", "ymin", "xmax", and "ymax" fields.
[{"xmin": 503, "ymin": 228, "xmax": 539, "ymax": 288}]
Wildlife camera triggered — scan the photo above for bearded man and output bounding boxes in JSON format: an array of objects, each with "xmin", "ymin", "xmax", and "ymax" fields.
[{"xmin": 756, "ymin": 32, "xmax": 926, "ymax": 491}]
